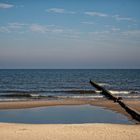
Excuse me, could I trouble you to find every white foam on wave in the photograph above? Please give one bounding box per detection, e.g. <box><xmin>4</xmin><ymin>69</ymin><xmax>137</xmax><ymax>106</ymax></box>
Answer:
<box><xmin>121</xmin><ymin>95</ymin><xmax>140</xmax><ymax>99</ymax></box>
<box><xmin>91</xmin><ymin>90</ymin><xmax>131</xmax><ymax>95</ymax></box>
<box><xmin>0</xmin><ymin>98</ymin><xmax>27</xmax><ymax>102</ymax></box>
<box><xmin>109</xmin><ymin>90</ymin><xmax>130</xmax><ymax>94</ymax></box>
<box><xmin>57</xmin><ymin>95</ymin><xmax>103</xmax><ymax>99</ymax></box>
<box><xmin>95</xmin><ymin>91</ymin><xmax>101</xmax><ymax>93</ymax></box>
<box><xmin>30</xmin><ymin>94</ymin><xmax>41</xmax><ymax>97</ymax></box>
<box><xmin>98</xmin><ymin>83</ymin><xmax>111</xmax><ymax>86</ymax></box>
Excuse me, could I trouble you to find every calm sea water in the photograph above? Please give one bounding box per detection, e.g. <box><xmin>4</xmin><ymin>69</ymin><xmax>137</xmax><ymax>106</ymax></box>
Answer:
<box><xmin>0</xmin><ymin>69</ymin><xmax>140</xmax><ymax>100</ymax></box>
<box><xmin>0</xmin><ymin>105</ymin><xmax>133</xmax><ymax>124</ymax></box>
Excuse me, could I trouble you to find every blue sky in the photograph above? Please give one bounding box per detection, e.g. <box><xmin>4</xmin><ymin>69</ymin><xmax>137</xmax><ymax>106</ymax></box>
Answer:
<box><xmin>0</xmin><ymin>0</ymin><xmax>140</xmax><ymax>69</ymax></box>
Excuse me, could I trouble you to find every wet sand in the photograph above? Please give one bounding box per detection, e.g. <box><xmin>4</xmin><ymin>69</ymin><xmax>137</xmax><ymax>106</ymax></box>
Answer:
<box><xmin>0</xmin><ymin>98</ymin><xmax>140</xmax><ymax>118</ymax></box>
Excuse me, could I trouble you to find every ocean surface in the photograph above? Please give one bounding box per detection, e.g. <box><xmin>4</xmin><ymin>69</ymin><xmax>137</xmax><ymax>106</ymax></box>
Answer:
<box><xmin>0</xmin><ymin>69</ymin><xmax>140</xmax><ymax>101</ymax></box>
<box><xmin>0</xmin><ymin>105</ymin><xmax>133</xmax><ymax>124</ymax></box>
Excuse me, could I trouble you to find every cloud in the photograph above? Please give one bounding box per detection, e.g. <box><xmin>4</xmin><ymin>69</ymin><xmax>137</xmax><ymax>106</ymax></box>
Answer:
<box><xmin>0</xmin><ymin>22</ymin><xmax>28</xmax><ymax>33</ymax></box>
<box><xmin>51</xmin><ymin>29</ymin><xmax>63</xmax><ymax>33</ymax></box>
<box><xmin>29</xmin><ymin>24</ymin><xmax>65</xmax><ymax>34</ymax></box>
<box><xmin>113</xmin><ymin>15</ymin><xmax>135</xmax><ymax>22</ymax></box>
<box><xmin>29</xmin><ymin>24</ymin><xmax>80</xmax><ymax>39</ymax></box>
<box><xmin>0</xmin><ymin>22</ymin><xmax>65</xmax><ymax>34</ymax></box>
<box><xmin>0</xmin><ymin>3</ymin><xmax>14</xmax><ymax>9</ymax></box>
<box><xmin>81</xmin><ymin>21</ymin><xmax>95</xmax><ymax>25</ymax></box>
<box><xmin>0</xmin><ymin>26</ymin><xmax>10</xmax><ymax>33</ymax></box>
<box><xmin>29</xmin><ymin>24</ymin><xmax>49</xmax><ymax>33</ymax></box>
<box><xmin>46</xmin><ymin>8</ymin><xmax>65</xmax><ymax>14</ymax></box>
<box><xmin>85</xmin><ymin>11</ymin><xmax>135</xmax><ymax>22</ymax></box>
<box><xmin>89</xmin><ymin>31</ymin><xmax>110</xmax><ymax>35</ymax></box>
<box><xmin>8</xmin><ymin>22</ymin><xmax>27</xmax><ymax>29</ymax></box>
<box><xmin>46</xmin><ymin>8</ymin><xmax>76</xmax><ymax>14</ymax></box>
<box><xmin>111</xmin><ymin>27</ymin><xmax>120</xmax><ymax>32</ymax></box>
<box><xmin>122</xmin><ymin>30</ymin><xmax>140</xmax><ymax>36</ymax></box>
<box><xmin>85</xmin><ymin>11</ymin><xmax>108</xmax><ymax>17</ymax></box>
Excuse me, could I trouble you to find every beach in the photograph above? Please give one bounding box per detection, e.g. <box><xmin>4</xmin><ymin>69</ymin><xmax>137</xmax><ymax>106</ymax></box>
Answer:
<box><xmin>0</xmin><ymin>98</ymin><xmax>140</xmax><ymax>117</ymax></box>
<box><xmin>0</xmin><ymin>123</ymin><xmax>140</xmax><ymax>140</ymax></box>
<box><xmin>0</xmin><ymin>98</ymin><xmax>140</xmax><ymax>140</ymax></box>
<box><xmin>0</xmin><ymin>70</ymin><xmax>140</xmax><ymax>139</ymax></box>
<box><xmin>0</xmin><ymin>0</ymin><xmax>140</xmax><ymax>138</ymax></box>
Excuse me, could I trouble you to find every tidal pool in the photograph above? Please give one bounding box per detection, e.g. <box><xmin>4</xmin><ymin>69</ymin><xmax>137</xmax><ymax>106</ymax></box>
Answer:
<box><xmin>0</xmin><ymin>105</ymin><xmax>133</xmax><ymax>124</ymax></box>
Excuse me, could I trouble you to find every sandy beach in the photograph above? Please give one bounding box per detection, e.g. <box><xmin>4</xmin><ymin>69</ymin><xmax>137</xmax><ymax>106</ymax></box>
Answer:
<box><xmin>0</xmin><ymin>123</ymin><xmax>140</xmax><ymax>140</ymax></box>
<box><xmin>0</xmin><ymin>98</ymin><xmax>140</xmax><ymax>140</ymax></box>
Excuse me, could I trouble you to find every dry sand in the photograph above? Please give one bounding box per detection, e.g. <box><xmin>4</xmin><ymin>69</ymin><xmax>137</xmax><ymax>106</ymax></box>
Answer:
<box><xmin>0</xmin><ymin>123</ymin><xmax>140</xmax><ymax>140</ymax></box>
<box><xmin>0</xmin><ymin>98</ymin><xmax>140</xmax><ymax>140</ymax></box>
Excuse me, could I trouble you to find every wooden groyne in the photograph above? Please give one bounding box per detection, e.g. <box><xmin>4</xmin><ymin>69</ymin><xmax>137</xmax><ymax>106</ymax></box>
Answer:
<box><xmin>90</xmin><ymin>80</ymin><xmax>140</xmax><ymax>122</ymax></box>
<box><xmin>90</xmin><ymin>80</ymin><xmax>118</xmax><ymax>102</ymax></box>
<box><xmin>117</xmin><ymin>100</ymin><xmax>140</xmax><ymax>122</ymax></box>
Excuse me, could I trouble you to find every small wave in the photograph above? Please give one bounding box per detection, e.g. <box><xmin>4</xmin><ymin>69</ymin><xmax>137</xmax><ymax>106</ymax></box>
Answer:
<box><xmin>124</xmin><ymin>95</ymin><xmax>140</xmax><ymax>98</ymax></box>
<box><xmin>0</xmin><ymin>89</ymin><xmax>97</xmax><ymax>94</ymax></box>
<box><xmin>30</xmin><ymin>94</ymin><xmax>42</xmax><ymax>97</ymax></box>
<box><xmin>0</xmin><ymin>98</ymin><xmax>28</xmax><ymax>102</ymax></box>
<box><xmin>129</xmin><ymin>91</ymin><xmax>140</xmax><ymax>94</ymax></box>
<box><xmin>0</xmin><ymin>90</ymin><xmax>47</xmax><ymax>94</ymax></box>
<box><xmin>0</xmin><ymin>93</ymin><xmax>61</xmax><ymax>99</ymax></box>
<box><xmin>57</xmin><ymin>95</ymin><xmax>103</xmax><ymax>99</ymax></box>
<box><xmin>98</xmin><ymin>83</ymin><xmax>111</xmax><ymax>86</ymax></box>
<box><xmin>96</xmin><ymin>89</ymin><xmax>140</xmax><ymax>95</ymax></box>
<box><xmin>109</xmin><ymin>90</ymin><xmax>130</xmax><ymax>94</ymax></box>
<box><xmin>0</xmin><ymin>93</ymin><xmax>44</xmax><ymax>98</ymax></box>
<box><xmin>63</xmin><ymin>90</ymin><xmax>96</xmax><ymax>94</ymax></box>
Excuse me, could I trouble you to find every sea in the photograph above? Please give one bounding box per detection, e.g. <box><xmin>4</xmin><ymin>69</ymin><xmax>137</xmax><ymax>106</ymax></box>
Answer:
<box><xmin>0</xmin><ymin>69</ymin><xmax>140</xmax><ymax>101</ymax></box>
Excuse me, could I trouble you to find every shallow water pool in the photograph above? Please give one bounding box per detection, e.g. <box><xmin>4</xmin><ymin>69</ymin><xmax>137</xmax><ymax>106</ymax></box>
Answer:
<box><xmin>0</xmin><ymin>105</ymin><xmax>134</xmax><ymax>124</ymax></box>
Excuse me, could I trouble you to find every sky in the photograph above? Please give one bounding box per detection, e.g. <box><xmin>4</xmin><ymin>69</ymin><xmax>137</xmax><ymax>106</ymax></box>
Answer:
<box><xmin>0</xmin><ymin>0</ymin><xmax>140</xmax><ymax>69</ymax></box>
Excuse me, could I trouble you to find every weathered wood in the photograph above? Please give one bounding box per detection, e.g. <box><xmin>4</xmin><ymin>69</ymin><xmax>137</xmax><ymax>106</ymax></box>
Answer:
<box><xmin>90</xmin><ymin>80</ymin><xmax>118</xmax><ymax>102</ymax></box>
<box><xmin>90</xmin><ymin>80</ymin><xmax>140</xmax><ymax>122</ymax></box>
<box><xmin>118</xmin><ymin>100</ymin><xmax>140</xmax><ymax>122</ymax></box>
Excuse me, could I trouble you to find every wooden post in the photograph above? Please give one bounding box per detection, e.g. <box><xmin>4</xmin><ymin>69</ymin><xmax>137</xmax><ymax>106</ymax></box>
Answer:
<box><xmin>90</xmin><ymin>80</ymin><xmax>118</xmax><ymax>102</ymax></box>
<box><xmin>90</xmin><ymin>80</ymin><xmax>140</xmax><ymax>122</ymax></box>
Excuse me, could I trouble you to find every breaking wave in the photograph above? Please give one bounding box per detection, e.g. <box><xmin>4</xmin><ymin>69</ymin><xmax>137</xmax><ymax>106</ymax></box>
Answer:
<box><xmin>109</xmin><ymin>90</ymin><xmax>130</xmax><ymax>94</ymax></box>
<box><xmin>98</xmin><ymin>83</ymin><xmax>111</xmax><ymax>86</ymax></box>
<box><xmin>0</xmin><ymin>88</ymin><xmax>139</xmax><ymax>102</ymax></box>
